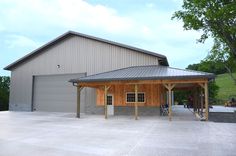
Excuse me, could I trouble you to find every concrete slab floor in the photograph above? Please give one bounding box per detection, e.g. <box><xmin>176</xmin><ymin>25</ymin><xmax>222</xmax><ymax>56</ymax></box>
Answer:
<box><xmin>0</xmin><ymin>109</ymin><xmax>236</xmax><ymax>156</ymax></box>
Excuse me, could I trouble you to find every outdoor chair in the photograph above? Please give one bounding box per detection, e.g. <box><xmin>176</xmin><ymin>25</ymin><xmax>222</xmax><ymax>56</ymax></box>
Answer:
<box><xmin>160</xmin><ymin>104</ymin><xmax>169</xmax><ymax>116</ymax></box>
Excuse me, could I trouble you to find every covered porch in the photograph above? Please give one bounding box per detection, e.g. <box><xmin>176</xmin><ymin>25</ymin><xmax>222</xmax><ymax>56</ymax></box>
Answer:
<box><xmin>70</xmin><ymin>65</ymin><xmax>214</xmax><ymax>121</ymax></box>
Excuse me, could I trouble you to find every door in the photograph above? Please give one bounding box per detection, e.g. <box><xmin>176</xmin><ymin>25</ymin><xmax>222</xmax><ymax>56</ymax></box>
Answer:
<box><xmin>33</xmin><ymin>73</ymin><xmax>86</xmax><ymax>112</ymax></box>
<box><xmin>107</xmin><ymin>94</ymin><xmax>114</xmax><ymax>115</ymax></box>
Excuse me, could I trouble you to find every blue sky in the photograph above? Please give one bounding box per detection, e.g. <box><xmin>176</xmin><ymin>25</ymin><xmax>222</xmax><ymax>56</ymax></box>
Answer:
<box><xmin>0</xmin><ymin>0</ymin><xmax>213</xmax><ymax>76</ymax></box>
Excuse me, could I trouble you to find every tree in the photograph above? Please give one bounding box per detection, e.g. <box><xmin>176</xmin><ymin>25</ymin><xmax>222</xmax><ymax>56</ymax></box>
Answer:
<box><xmin>0</xmin><ymin>76</ymin><xmax>10</xmax><ymax>111</ymax></box>
<box><xmin>206</xmin><ymin>39</ymin><xmax>236</xmax><ymax>84</ymax></box>
<box><xmin>187</xmin><ymin>64</ymin><xmax>219</xmax><ymax>99</ymax></box>
<box><xmin>174</xmin><ymin>90</ymin><xmax>191</xmax><ymax>104</ymax></box>
<box><xmin>174</xmin><ymin>81</ymin><xmax>219</xmax><ymax>104</ymax></box>
<box><xmin>186</xmin><ymin>59</ymin><xmax>227</xmax><ymax>74</ymax></box>
<box><xmin>172</xmin><ymin>0</ymin><xmax>236</xmax><ymax>59</ymax></box>
<box><xmin>208</xmin><ymin>81</ymin><xmax>219</xmax><ymax>99</ymax></box>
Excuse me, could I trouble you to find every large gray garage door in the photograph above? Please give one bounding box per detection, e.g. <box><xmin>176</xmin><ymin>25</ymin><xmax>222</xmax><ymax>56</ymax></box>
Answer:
<box><xmin>33</xmin><ymin>73</ymin><xmax>86</xmax><ymax>113</ymax></box>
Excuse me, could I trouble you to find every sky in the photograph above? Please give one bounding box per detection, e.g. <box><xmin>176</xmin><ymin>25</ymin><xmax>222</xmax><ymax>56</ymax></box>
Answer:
<box><xmin>0</xmin><ymin>0</ymin><xmax>213</xmax><ymax>76</ymax></box>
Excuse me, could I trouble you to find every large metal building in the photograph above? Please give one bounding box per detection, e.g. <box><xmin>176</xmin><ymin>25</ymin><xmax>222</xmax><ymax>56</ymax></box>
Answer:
<box><xmin>4</xmin><ymin>31</ymin><xmax>168</xmax><ymax>113</ymax></box>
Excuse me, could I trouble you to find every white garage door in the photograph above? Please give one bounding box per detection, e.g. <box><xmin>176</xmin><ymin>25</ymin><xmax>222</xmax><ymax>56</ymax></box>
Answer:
<box><xmin>33</xmin><ymin>73</ymin><xmax>86</xmax><ymax>113</ymax></box>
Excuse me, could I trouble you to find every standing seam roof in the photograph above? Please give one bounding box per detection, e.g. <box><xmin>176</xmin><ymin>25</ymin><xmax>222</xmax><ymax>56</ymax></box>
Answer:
<box><xmin>69</xmin><ymin>65</ymin><xmax>215</xmax><ymax>83</ymax></box>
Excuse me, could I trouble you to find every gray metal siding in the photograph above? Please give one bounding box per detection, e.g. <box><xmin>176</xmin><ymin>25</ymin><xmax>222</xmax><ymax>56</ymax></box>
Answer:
<box><xmin>9</xmin><ymin>35</ymin><xmax>159</xmax><ymax>111</ymax></box>
<box><xmin>33</xmin><ymin>73</ymin><xmax>85</xmax><ymax>113</ymax></box>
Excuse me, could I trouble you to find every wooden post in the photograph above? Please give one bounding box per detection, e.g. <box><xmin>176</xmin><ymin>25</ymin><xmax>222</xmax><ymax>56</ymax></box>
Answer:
<box><xmin>201</xmin><ymin>89</ymin><xmax>203</xmax><ymax>116</ymax></box>
<box><xmin>198</xmin><ymin>88</ymin><xmax>201</xmax><ymax>114</ymax></box>
<box><xmin>77</xmin><ymin>86</ymin><xmax>83</xmax><ymax>118</ymax></box>
<box><xmin>196</xmin><ymin>88</ymin><xmax>199</xmax><ymax>114</ymax></box>
<box><xmin>160</xmin><ymin>86</ymin><xmax>164</xmax><ymax>106</ymax></box>
<box><xmin>163</xmin><ymin>83</ymin><xmax>175</xmax><ymax>121</ymax></box>
<box><xmin>168</xmin><ymin>86</ymin><xmax>172</xmax><ymax>121</ymax></box>
<box><xmin>198</xmin><ymin>83</ymin><xmax>204</xmax><ymax>117</ymax></box>
<box><xmin>192</xmin><ymin>90</ymin><xmax>195</xmax><ymax>112</ymax></box>
<box><xmin>104</xmin><ymin>85</ymin><xmax>108</xmax><ymax>119</ymax></box>
<box><xmin>193</xmin><ymin>88</ymin><xmax>197</xmax><ymax>112</ymax></box>
<box><xmin>204</xmin><ymin>82</ymin><xmax>209</xmax><ymax>121</ymax></box>
<box><xmin>135</xmin><ymin>84</ymin><xmax>138</xmax><ymax>120</ymax></box>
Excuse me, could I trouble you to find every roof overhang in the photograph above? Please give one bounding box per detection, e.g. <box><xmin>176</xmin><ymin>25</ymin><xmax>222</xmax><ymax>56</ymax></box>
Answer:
<box><xmin>69</xmin><ymin>65</ymin><xmax>215</xmax><ymax>87</ymax></box>
<box><xmin>70</xmin><ymin>75</ymin><xmax>214</xmax><ymax>83</ymax></box>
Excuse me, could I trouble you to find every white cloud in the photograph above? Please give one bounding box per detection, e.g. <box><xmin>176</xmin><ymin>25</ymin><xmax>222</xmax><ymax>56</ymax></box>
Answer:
<box><xmin>141</xmin><ymin>25</ymin><xmax>152</xmax><ymax>37</ymax></box>
<box><xmin>56</xmin><ymin>0</ymin><xmax>133</xmax><ymax>33</ymax></box>
<box><xmin>146</xmin><ymin>3</ymin><xmax>155</xmax><ymax>8</ymax></box>
<box><xmin>158</xmin><ymin>22</ymin><xmax>201</xmax><ymax>41</ymax></box>
<box><xmin>0</xmin><ymin>0</ymin><xmax>134</xmax><ymax>34</ymax></box>
<box><xmin>4</xmin><ymin>35</ymin><xmax>39</xmax><ymax>48</ymax></box>
<box><xmin>0</xmin><ymin>0</ymin><xmax>213</xmax><ymax>72</ymax></box>
<box><xmin>0</xmin><ymin>24</ymin><xmax>5</xmax><ymax>31</ymax></box>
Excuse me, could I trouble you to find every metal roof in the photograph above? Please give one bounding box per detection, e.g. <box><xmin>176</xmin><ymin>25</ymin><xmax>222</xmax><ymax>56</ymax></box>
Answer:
<box><xmin>4</xmin><ymin>31</ymin><xmax>168</xmax><ymax>70</ymax></box>
<box><xmin>70</xmin><ymin>65</ymin><xmax>215</xmax><ymax>83</ymax></box>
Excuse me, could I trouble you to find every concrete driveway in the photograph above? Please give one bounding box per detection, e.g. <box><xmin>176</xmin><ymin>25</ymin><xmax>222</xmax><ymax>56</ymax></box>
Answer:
<box><xmin>0</xmin><ymin>108</ymin><xmax>236</xmax><ymax>156</ymax></box>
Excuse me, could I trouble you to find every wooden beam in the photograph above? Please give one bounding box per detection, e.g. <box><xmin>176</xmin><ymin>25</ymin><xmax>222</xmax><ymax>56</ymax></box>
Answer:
<box><xmin>163</xmin><ymin>83</ymin><xmax>176</xmax><ymax>90</ymax></box>
<box><xmin>161</xmin><ymin>79</ymin><xmax>206</xmax><ymax>84</ymax></box>
<box><xmin>135</xmin><ymin>84</ymin><xmax>138</xmax><ymax>120</ymax></box>
<box><xmin>193</xmin><ymin>87</ymin><xmax>197</xmax><ymax>112</ymax></box>
<box><xmin>201</xmin><ymin>89</ymin><xmax>203</xmax><ymax>116</ymax></box>
<box><xmin>104</xmin><ymin>85</ymin><xmax>109</xmax><ymax>119</ymax></box>
<box><xmin>204</xmin><ymin>82</ymin><xmax>209</xmax><ymax>121</ymax></box>
<box><xmin>163</xmin><ymin>83</ymin><xmax>175</xmax><ymax>121</ymax></box>
<box><xmin>197</xmin><ymin>88</ymin><xmax>200</xmax><ymax>114</ymax></box>
<box><xmin>78</xmin><ymin>78</ymin><xmax>208</xmax><ymax>87</ymax></box>
<box><xmin>170</xmin><ymin>84</ymin><xmax>176</xmax><ymax>90</ymax></box>
<box><xmin>198</xmin><ymin>83</ymin><xmax>205</xmax><ymax>89</ymax></box>
<box><xmin>168</xmin><ymin>87</ymin><xmax>172</xmax><ymax>121</ymax></box>
<box><xmin>77</xmin><ymin>86</ymin><xmax>83</xmax><ymax>118</ymax></box>
<box><xmin>79</xmin><ymin>87</ymin><xmax>84</xmax><ymax>91</ymax></box>
<box><xmin>106</xmin><ymin>85</ymin><xmax>111</xmax><ymax>90</ymax></box>
<box><xmin>160</xmin><ymin>85</ymin><xmax>163</xmax><ymax>106</ymax></box>
<box><xmin>163</xmin><ymin>83</ymin><xmax>169</xmax><ymax>90</ymax></box>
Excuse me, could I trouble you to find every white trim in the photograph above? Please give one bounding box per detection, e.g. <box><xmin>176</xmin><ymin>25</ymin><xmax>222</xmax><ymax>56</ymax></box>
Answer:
<box><xmin>107</xmin><ymin>94</ymin><xmax>114</xmax><ymax>115</ymax></box>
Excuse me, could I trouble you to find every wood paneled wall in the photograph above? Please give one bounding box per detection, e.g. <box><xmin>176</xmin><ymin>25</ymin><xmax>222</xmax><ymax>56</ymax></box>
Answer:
<box><xmin>96</xmin><ymin>84</ymin><xmax>164</xmax><ymax>107</ymax></box>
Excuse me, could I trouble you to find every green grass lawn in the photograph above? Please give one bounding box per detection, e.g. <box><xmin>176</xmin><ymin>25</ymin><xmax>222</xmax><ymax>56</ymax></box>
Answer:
<box><xmin>215</xmin><ymin>73</ymin><xmax>236</xmax><ymax>100</ymax></box>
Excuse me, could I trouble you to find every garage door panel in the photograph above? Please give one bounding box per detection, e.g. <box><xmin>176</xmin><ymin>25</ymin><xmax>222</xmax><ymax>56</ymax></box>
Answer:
<box><xmin>33</xmin><ymin>73</ymin><xmax>85</xmax><ymax>113</ymax></box>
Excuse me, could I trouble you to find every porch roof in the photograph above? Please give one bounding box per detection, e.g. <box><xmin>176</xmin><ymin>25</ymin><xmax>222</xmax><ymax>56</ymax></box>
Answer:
<box><xmin>69</xmin><ymin>65</ymin><xmax>215</xmax><ymax>83</ymax></box>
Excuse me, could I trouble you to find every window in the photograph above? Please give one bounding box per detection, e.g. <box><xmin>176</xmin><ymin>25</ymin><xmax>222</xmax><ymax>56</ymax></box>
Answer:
<box><xmin>138</xmin><ymin>93</ymin><xmax>145</xmax><ymax>102</ymax></box>
<box><xmin>126</xmin><ymin>93</ymin><xmax>135</xmax><ymax>102</ymax></box>
<box><xmin>126</xmin><ymin>92</ymin><xmax>145</xmax><ymax>103</ymax></box>
<box><xmin>107</xmin><ymin>95</ymin><xmax>113</xmax><ymax>105</ymax></box>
